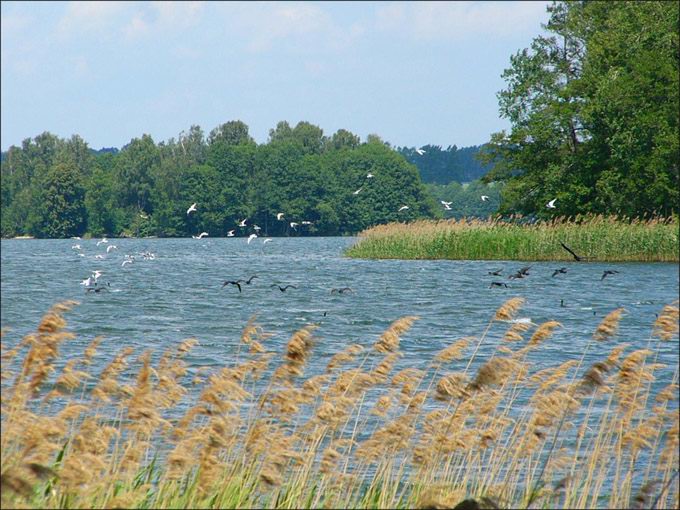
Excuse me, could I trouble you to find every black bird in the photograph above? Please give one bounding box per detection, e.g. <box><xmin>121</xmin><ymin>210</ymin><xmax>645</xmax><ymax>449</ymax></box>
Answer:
<box><xmin>244</xmin><ymin>275</ymin><xmax>258</xmax><ymax>285</ymax></box>
<box><xmin>331</xmin><ymin>287</ymin><xmax>353</xmax><ymax>294</ymax></box>
<box><xmin>552</xmin><ymin>267</ymin><xmax>568</xmax><ymax>277</ymax></box>
<box><xmin>560</xmin><ymin>299</ymin><xmax>566</xmax><ymax>307</ymax></box>
<box><xmin>601</xmin><ymin>270</ymin><xmax>620</xmax><ymax>280</ymax></box>
<box><xmin>518</xmin><ymin>266</ymin><xmax>532</xmax><ymax>276</ymax></box>
<box><xmin>489</xmin><ymin>282</ymin><xmax>508</xmax><ymax>288</ymax></box>
<box><xmin>271</xmin><ymin>284</ymin><xmax>297</xmax><ymax>292</ymax></box>
<box><xmin>222</xmin><ymin>280</ymin><xmax>243</xmax><ymax>292</ymax></box>
<box><xmin>508</xmin><ymin>271</ymin><xmax>525</xmax><ymax>280</ymax></box>
<box><xmin>488</xmin><ymin>269</ymin><xmax>502</xmax><ymax>276</ymax></box>
<box><xmin>86</xmin><ymin>285</ymin><xmax>109</xmax><ymax>293</ymax></box>
<box><xmin>560</xmin><ymin>241</ymin><xmax>588</xmax><ymax>261</ymax></box>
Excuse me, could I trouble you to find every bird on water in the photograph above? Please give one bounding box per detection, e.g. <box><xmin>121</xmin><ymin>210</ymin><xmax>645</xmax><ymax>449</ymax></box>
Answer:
<box><xmin>331</xmin><ymin>287</ymin><xmax>353</xmax><ymax>294</ymax></box>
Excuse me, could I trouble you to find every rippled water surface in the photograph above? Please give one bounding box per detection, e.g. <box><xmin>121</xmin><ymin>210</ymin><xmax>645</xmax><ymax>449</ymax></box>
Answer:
<box><xmin>1</xmin><ymin>237</ymin><xmax>678</xmax><ymax>383</ymax></box>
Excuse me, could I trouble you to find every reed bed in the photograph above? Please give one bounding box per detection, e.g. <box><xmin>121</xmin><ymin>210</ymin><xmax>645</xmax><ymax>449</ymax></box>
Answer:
<box><xmin>345</xmin><ymin>215</ymin><xmax>679</xmax><ymax>261</ymax></box>
<box><xmin>1</xmin><ymin>299</ymin><xmax>678</xmax><ymax>509</ymax></box>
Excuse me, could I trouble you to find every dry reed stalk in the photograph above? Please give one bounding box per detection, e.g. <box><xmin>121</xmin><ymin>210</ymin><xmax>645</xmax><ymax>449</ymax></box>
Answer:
<box><xmin>502</xmin><ymin>323</ymin><xmax>531</xmax><ymax>343</ymax></box>
<box><xmin>652</xmin><ymin>301</ymin><xmax>679</xmax><ymax>341</ymax></box>
<box><xmin>527</xmin><ymin>321</ymin><xmax>562</xmax><ymax>348</ymax></box>
<box><xmin>374</xmin><ymin>316</ymin><xmax>419</xmax><ymax>353</ymax></box>
<box><xmin>469</xmin><ymin>357</ymin><xmax>521</xmax><ymax>392</ymax></box>
<box><xmin>81</xmin><ymin>335</ymin><xmax>103</xmax><ymax>365</ymax></box>
<box><xmin>493</xmin><ymin>298</ymin><xmax>525</xmax><ymax>322</ymax></box>
<box><xmin>593</xmin><ymin>308</ymin><xmax>625</xmax><ymax>341</ymax></box>
<box><xmin>434</xmin><ymin>337</ymin><xmax>472</xmax><ymax>362</ymax></box>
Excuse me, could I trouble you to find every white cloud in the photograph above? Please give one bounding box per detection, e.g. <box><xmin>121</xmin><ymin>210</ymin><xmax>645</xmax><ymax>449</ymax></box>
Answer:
<box><xmin>123</xmin><ymin>1</ymin><xmax>206</xmax><ymax>41</ymax></box>
<box><xmin>57</xmin><ymin>1</ymin><xmax>128</xmax><ymax>37</ymax></box>
<box><xmin>375</xmin><ymin>1</ymin><xmax>549</xmax><ymax>41</ymax></box>
<box><xmin>214</xmin><ymin>2</ymin><xmax>363</xmax><ymax>54</ymax></box>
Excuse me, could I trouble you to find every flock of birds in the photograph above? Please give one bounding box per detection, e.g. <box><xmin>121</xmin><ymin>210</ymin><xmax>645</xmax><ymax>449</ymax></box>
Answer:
<box><xmin>487</xmin><ymin>241</ymin><xmax>621</xmax><ymax>291</ymax></box>
<box><xmin>72</xmin><ymin>149</ymin><xmax>566</xmax><ymax>295</ymax></box>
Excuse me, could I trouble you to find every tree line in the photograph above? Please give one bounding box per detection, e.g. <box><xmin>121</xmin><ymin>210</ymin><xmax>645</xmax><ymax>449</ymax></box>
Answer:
<box><xmin>481</xmin><ymin>0</ymin><xmax>679</xmax><ymax>218</ymax></box>
<box><xmin>1</xmin><ymin>122</ymin><xmax>446</xmax><ymax>239</ymax></box>
<box><xmin>397</xmin><ymin>144</ymin><xmax>492</xmax><ymax>185</ymax></box>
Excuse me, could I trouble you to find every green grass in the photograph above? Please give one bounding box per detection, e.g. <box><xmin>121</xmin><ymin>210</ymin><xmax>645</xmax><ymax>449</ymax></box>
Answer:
<box><xmin>345</xmin><ymin>215</ymin><xmax>680</xmax><ymax>261</ymax></box>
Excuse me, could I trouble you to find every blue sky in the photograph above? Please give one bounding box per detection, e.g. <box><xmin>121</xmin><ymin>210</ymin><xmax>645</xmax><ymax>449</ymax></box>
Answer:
<box><xmin>1</xmin><ymin>1</ymin><xmax>550</xmax><ymax>151</ymax></box>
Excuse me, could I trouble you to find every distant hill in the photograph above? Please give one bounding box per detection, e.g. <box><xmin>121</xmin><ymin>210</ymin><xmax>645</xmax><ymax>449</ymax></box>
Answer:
<box><xmin>396</xmin><ymin>144</ymin><xmax>492</xmax><ymax>184</ymax></box>
<box><xmin>89</xmin><ymin>147</ymin><xmax>119</xmax><ymax>155</ymax></box>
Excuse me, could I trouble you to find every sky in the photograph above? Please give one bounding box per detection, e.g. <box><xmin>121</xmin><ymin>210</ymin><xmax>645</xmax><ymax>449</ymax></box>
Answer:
<box><xmin>1</xmin><ymin>1</ymin><xmax>551</xmax><ymax>151</ymax></box>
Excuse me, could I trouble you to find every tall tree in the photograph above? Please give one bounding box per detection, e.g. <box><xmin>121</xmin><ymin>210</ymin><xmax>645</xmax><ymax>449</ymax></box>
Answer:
<box><xmin>482</xmin><ymin>1</ymin><xmax>679</xmax><ymax>218</ymax></box>
<box><xmin>208</xmin><ymin>120</ymin><xmax>254</xmax><ymax>146</ymax></box>
<box><xmin>38</xmin><ymin>162</ymin><xmax>87</xmax><ymax>238</ymax></box>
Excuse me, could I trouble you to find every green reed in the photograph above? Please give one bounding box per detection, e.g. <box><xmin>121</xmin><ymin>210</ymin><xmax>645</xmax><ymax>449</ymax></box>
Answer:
<box><xmin>345</xmin><ymin>215</ymin><xmax>679</xmax><ymax>261</ymax></box>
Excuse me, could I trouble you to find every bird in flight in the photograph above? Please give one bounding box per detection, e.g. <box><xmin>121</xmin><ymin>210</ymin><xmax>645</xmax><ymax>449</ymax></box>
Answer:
<box><xmin>187</xmin><ymin>203</ymin><xmax>197</xmax><ymax>215</ymax></box>
<box><xmin>331</xmin><ymin>287</ymin><xmax>353</xmax><ymax>294</ymax></box>
<box><xmin>441</xmin><ymin>201</ymin><xmax>452</xmax><ymax>210</ymax></box>
<box><xmin>552</xmin><ymin>267</ymin><xmax>568</xmax><ymax>277</ymax></box>
<box><xmin>489</xmin><ymin>282</ymin><xmax>508</xmax><ymax>288</ymax></box>
<box><xmin>72</xmin><ymin>244</ymin><xmax>82</xmax><ymax>250</ymax></box>
<box><xmin>301</xmin><ymin>220</ymin><xmax>313</xmax><ymax>225</ymax></box>
<box><xmin>96</xmin><ymin>237</ymin><xmax>108</xmax><ymax>246</ymax></box>
<box><xmin>488</xmin><ymin>269</ymin><xmax>502</xmax><ymax>276</ymax></box>
<box><xmin>247</xmin><ymin>234</ymin><xmax>258</xmax><ymax>244</ymax></box>
<box><xmin>253</xmin><ymin>225</ymin><xmax>261</xmax><ymax>232</ymax></box>
<box><xmin>222</xmin><ymin>280</ymin><xmax>243</xmax><ymax>292</ymax></box>
<box><xmin>271</xmin><ymin>284</ymin><xmax>297</xmax><ymax>292</ymax></box>
<box><xmin>560</xmin><ymin>241</ymin><xmax>587</xmax><ymax>261</ymax></box>
<box><xmin>244</xmin><ymin>275</ymin><xmax>258</xmax><ymax>285</ymax></box>
<box><xmin>193</xmin><ymin>232</ymin><xmax>209</xmax><ymax>239</ymax></box>
<box><xmin>290</xmin><ymin>222</ymin><xmax>299</xmax><ymax>229</ymax></box>
<box><xmin>122</xmin><ymin>259</ymin><xmax>134</xmax><ymax>267</ymax></box>
<box><xmin>106</xmin><ymin>245</ymin><xmax>118</xmax><ymax>253</ymax></box>
<box><xmin>481</xmin><ymin>195</ymin><xmax>490</xmax><ymax>202</ymax></box>
<box><xmin>227</xmin><ymin>230</ymin><xmax>235</xmax><ymax>237</ymax></box>
<box><xmin>546</xmin><ymin>199</ymin><xmax>557</xmax><ymax>209</ymax></box>
<box><xmin>353</xmin><ymin>187</ymin><xmax>363</xmax><ymax>195</ymax></box>
<box><xmin>415</xmin><ymin>148</ymin><xmax>426</xmax><ymax>155</ymax></box>
<box><xmin>86</xmin><ymin>285</ymin><xmax>110</xmax><ymax>293</ymax></box>
<box><xmin>276</xmin><ymin>212</ymin><xmax>285</xmax><ymax>220</ymax></box>
<box><xmin>263</xmin><ymin>238</ymin><xmax>272</xmax><ymax>244</ymax></box>
<box><xmin>238</xmin><ymin>218</ymin><xmax>247</xmax><ymax>227</ymax></box>
<box><xmin>601</xmin><ymin>270</ymin><xmax>620</xmax><ymax>280</ymax></box>
<box><xmin>366</xmin><ymin>173</ymin><xmax>374</xmax><ymax>179</ymax></box>
<box><xmin>398</xmin><ymin>205</ymin><xmax>409</xmax><ymax>212</ymax></box>
<box><xmin>518</xmin><ymin>266</ymin><xmax>532</xmax><ymax>276</ymax></box>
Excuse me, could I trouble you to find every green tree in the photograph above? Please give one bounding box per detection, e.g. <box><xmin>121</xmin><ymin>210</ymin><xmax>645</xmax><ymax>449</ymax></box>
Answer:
<box><xmin>483</xmin><ymin>1</ymin><xmax>679</xmax><ymax>218</ymax></box>
<box><xmin>38</xmin><ymin>162</ymin><xmax>87</xmax><ymax>238</ymax></box>
<box><xmin>208</xmin><ymin>120</ymin><xmax>254</xmax><ymax>146</ymax></box>
<box><xmin>328</xmin><ymin>129</ymin><xmax>361</xmax><ymax>151</ymax></box>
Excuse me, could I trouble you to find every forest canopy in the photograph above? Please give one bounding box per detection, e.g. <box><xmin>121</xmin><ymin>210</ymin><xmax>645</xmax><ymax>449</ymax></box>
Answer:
<box><xmin>481</xmin><ymin>0</ymin><xmax>679</xmax><ymax>218</ymax></box>
<box><xmin>1</xmin><ymin>122</ymin><xmax>446</xmax><ymax>238</ymax></box>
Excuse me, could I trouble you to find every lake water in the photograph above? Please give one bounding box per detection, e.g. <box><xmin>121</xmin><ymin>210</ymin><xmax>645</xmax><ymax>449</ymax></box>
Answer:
<box><xmin>1</xmin><ymin>237</ymin><xmax>678</xmax><ymax>500</ymax></box>
<box><xmin>1</xmin><ymin>238</ymin><xmax>677</xmax><ymax>375</ymax></box>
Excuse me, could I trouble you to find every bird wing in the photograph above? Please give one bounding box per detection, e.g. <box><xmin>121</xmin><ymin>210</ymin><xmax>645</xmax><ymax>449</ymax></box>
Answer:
<box><xmin>236</xmin><ymin>283</ymin><xmax>241</xmax><ymax>292</ymax></box>
<box><xmin>559</xmin><ymin>242</ymin><xmax>580</xmax><ymax>260</ymax></box>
